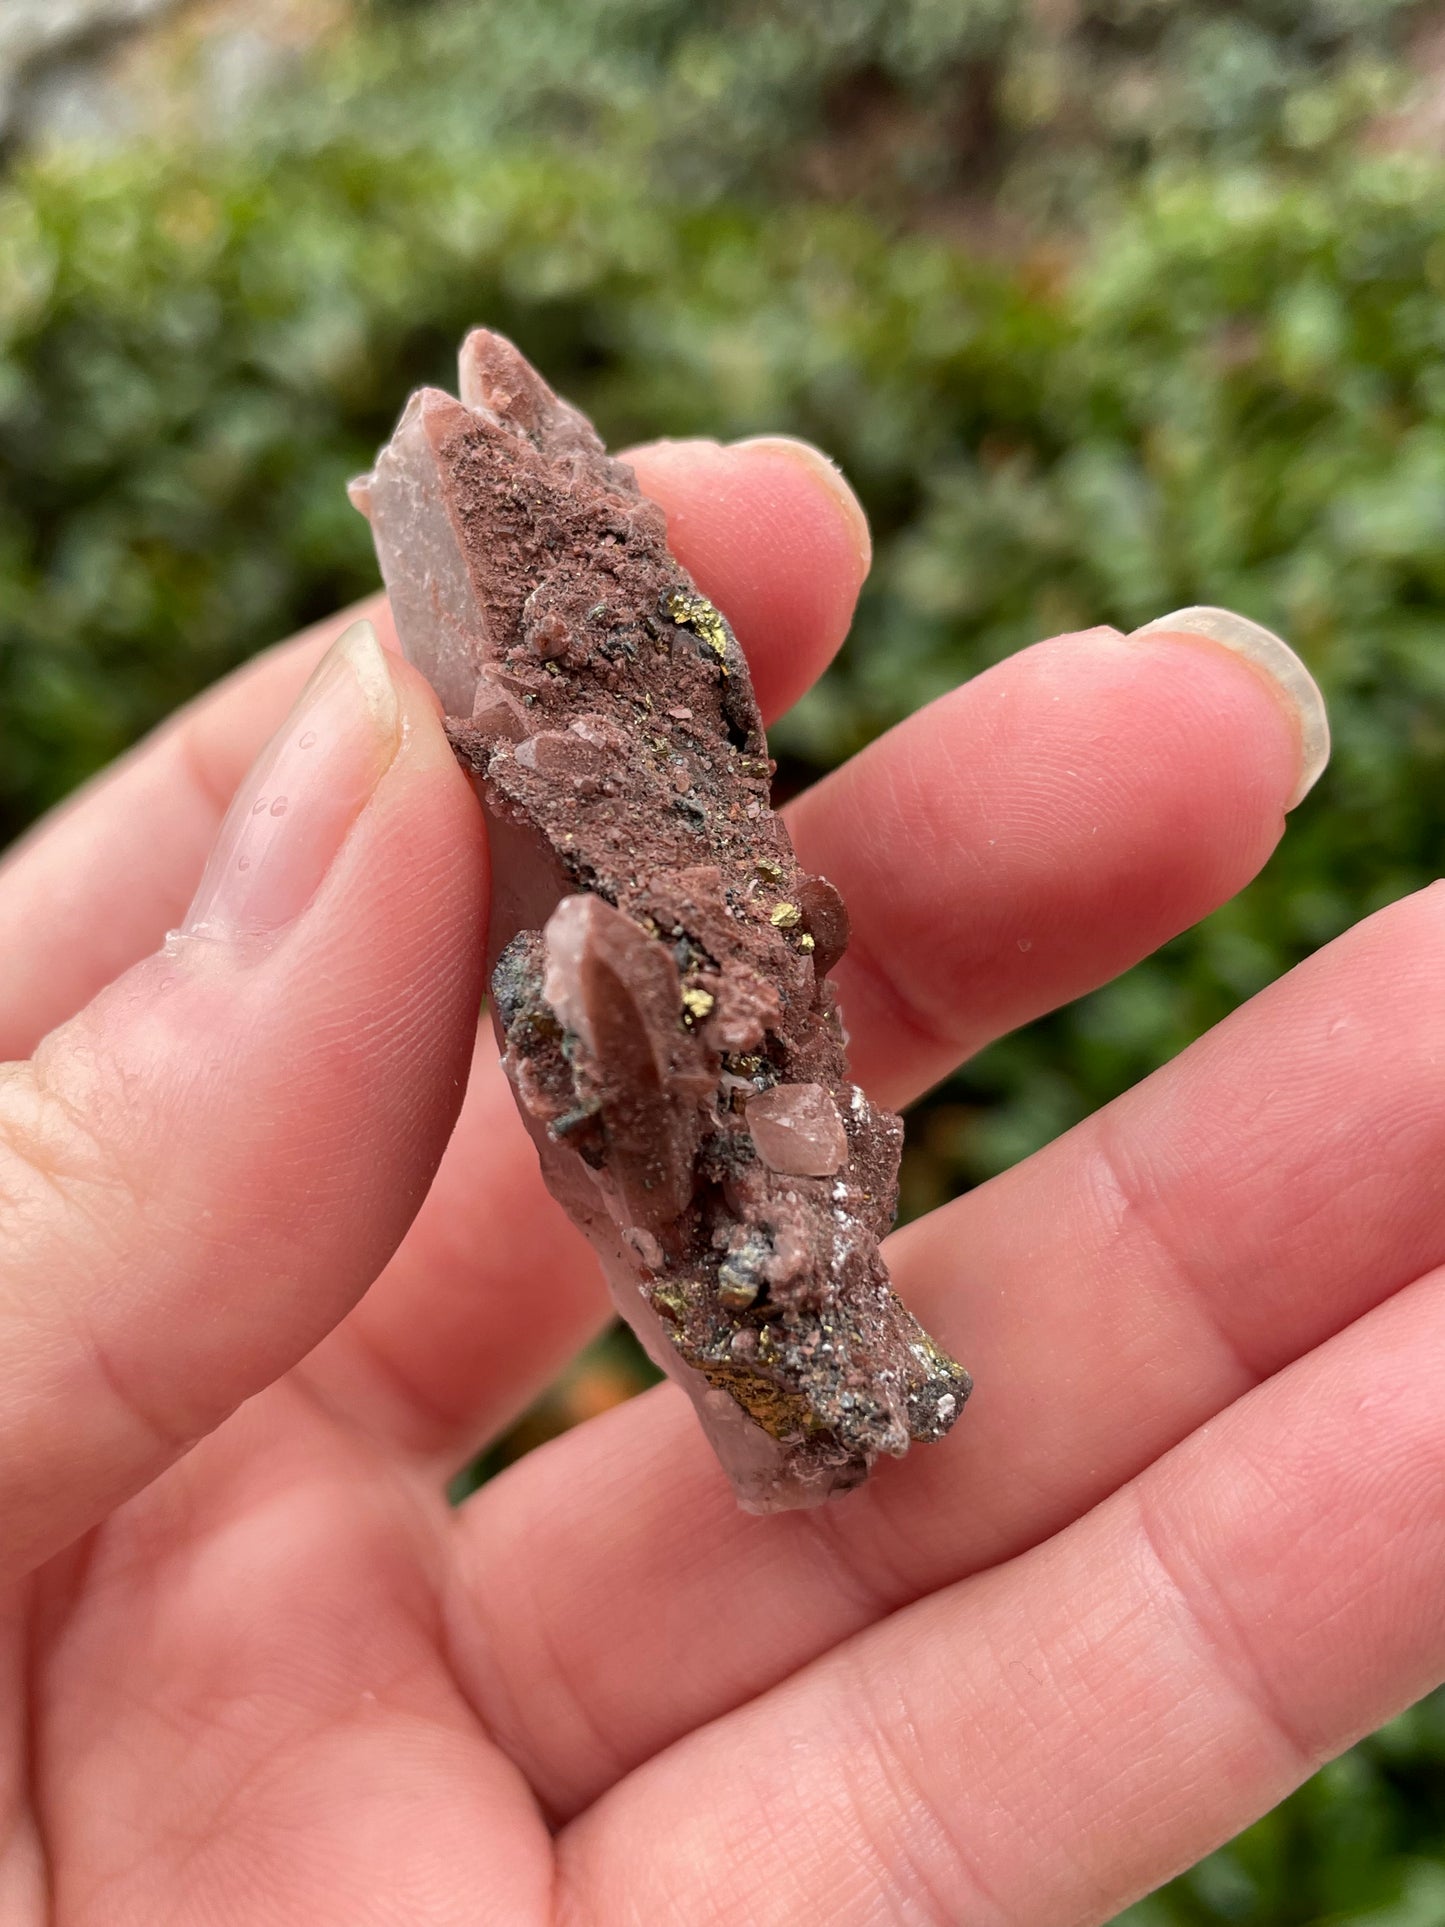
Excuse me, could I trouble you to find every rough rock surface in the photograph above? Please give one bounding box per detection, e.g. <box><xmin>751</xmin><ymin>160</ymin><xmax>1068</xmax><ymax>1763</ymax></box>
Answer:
<box><xmin>355</xmin><ymin>328</ymin><xmax>969</xmax><ymax>1510</ymax></box>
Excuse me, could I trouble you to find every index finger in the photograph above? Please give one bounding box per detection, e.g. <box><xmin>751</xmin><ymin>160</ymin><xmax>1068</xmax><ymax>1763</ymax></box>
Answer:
<box><xmin>0</xmin><ymin>437</ymin><xmax>871</xmax><ymax>1057</ymax></box>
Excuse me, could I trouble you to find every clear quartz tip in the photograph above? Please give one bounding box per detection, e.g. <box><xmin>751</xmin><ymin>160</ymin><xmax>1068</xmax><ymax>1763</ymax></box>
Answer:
<box><xmin>1129</xmin><ymin>604</ymin><xmax>1330</xmax><ymax>810</ymax></box>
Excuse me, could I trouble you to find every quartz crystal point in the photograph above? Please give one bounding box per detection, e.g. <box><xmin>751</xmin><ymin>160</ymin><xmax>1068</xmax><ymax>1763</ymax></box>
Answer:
<box><xmin>355</xmin><ymin>329</ymin><xmax>970</xmax><ymax>1510</ymax></box>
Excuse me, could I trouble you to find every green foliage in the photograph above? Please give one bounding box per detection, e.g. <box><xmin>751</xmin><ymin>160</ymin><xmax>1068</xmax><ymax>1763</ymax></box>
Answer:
<box><xmin>1120</xmin><ymin>1699</ymin><xmax>1445</xmax><ymax>1927</ymax></box>
<box><xmin>883</xmin><ymin>153</ymin><xmax>1445</xmax><ymax>1193</ymax></box>
<box><xmin>2</xmin><ymin>2</ymin><xmax>1443</xmax><ymax>1919</ymax></box>
<box><xmin>314</xmin><ymin>0</ymin><xmax>1419</xmax><ymax>221</ymax></box>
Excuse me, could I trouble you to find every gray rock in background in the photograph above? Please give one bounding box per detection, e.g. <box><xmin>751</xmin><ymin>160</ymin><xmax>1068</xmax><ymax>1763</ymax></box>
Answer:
<box><xmin>0</xmin><ymin>0</ymin><xmax>181</xmax><ymax>138</ymax></box>
<box><xmin>0</xmin><ymin>0</ymin><xmax>338</xmax><ymax>149</ymax></box>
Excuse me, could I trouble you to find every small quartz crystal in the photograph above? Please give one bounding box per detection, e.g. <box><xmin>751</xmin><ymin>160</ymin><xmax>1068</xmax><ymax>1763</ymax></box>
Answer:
<box><xmin>746</xmin><ymin>1084</ymin><xmax>849</xmax><ymax>1178</ymax></box>
<box><xmin>355</xmin><ymin>328</ymin><xmax>970</xmax><ymax>1510</ymax></box>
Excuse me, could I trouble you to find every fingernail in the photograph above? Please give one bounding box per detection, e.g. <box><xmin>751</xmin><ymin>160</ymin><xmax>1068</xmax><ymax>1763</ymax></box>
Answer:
<box><xmin>730</xmin><ymin>435</ymin><xmax>872</xmax><ymax>573</ymax></box>
<box><xmin>182</xmin><ymin>620</ymin><xmax>401</xmax><ymax>941</ymax></box>
<box><xmin>1128</xmin><ymin>605</ymin><xmax>1330</xmax><ymax>809</ymax></box>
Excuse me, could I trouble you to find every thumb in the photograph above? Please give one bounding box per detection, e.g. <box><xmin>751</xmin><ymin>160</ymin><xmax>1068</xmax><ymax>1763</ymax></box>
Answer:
<box><xmin>0</xmin><ymin>620</ymin><xmax>486</xmax><ymax>1583</ymax></box>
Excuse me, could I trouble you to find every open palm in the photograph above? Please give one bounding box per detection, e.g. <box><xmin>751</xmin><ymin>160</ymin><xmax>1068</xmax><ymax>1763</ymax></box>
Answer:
<box><xmin>1</xmin><ymin>436</ymin><xmax>1438</xmax><ymax>1926</ymax></box>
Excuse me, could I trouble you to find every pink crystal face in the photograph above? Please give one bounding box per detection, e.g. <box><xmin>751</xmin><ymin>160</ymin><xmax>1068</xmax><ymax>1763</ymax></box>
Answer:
<box><xmin>746</xmin><ymin>1084</ymin><xmax>849</xmax><ymax>1177</ymax></box>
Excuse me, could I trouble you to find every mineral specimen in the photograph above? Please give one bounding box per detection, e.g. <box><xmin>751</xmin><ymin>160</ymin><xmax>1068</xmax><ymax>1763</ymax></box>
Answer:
<box><xmin>354</xmin><ymin>329</ymin><xmax>969</xmax><ymax>1510</ymax></box>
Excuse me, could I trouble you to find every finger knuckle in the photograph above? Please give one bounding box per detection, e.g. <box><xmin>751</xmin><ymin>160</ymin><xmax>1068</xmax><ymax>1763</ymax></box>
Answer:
<box><xmin>0</xmin><ymin>1048</ymin><xmax>147</xmax><ymax>1234</ymax></box>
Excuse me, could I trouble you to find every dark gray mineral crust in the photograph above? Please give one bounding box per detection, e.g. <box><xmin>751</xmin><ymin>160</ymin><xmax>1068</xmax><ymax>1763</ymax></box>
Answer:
<box><xmin>354</xmin><ymin>329</ymin><xmax>970</xmax><ymax>1510</ymax></box>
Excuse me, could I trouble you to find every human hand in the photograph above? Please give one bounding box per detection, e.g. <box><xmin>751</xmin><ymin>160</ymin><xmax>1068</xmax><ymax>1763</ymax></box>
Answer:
<box><xmin>0</xmin><ymin>433</ymin><xmax>1435</xmax><ymax>1925</ymax></box>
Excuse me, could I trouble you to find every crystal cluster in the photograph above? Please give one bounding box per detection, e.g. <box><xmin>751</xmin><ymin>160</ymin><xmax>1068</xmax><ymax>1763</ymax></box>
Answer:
<box><xmin>354</xmin><ymin>329</ymin><xmax>969</xmax><ymax>1510</ymax></box>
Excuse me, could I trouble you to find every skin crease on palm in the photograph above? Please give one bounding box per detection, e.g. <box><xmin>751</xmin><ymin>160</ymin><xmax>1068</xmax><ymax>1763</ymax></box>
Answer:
<box><xmin>0</xmin><ymin>432</ymin><xmax>1442</xmax><ymax>1927</ymax></box>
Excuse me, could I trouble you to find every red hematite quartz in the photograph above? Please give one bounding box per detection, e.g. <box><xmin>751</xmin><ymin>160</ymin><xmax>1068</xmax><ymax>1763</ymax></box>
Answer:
<box><xmin>353</xmin><ymin>328</ymin><xmax>969</xmax><ymax>1510</ymax></box>
<box><xmin>745</xmin><ymin>1084</ymin><xmax>849</xmax><ymax>1178</ymax></box>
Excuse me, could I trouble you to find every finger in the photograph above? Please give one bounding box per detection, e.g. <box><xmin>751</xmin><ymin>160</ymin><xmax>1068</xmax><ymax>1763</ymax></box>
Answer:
<box><xmin>0</xmin><ymin>622</ymin><xmax>486</xmax><ymax>1584</ymax></box>
<box><xmin>790</xmin><ymin>615</ymin><xmax>1312</xmax><ymax>1104</ymax></box>
<box><xmin>451</xmin><ymin>884</ymin><xmax>1445</xmax><ymax>1815</ymax></box>
<box><xmin>555</xmin><ymin>1271</ymin><xmax>1445</xmax><ymax>1927</ymax></box>
<box><xmin>0</xmin><ymin>437</ymin><xmax>869</xmax><ymax>1059</ymax></box>
<box><xmin>295</xmin><ymin>1029</ymin><xmax>605</xmax><ymax>1455</ymax></box>
<box><xmin>0</xmin><ymin>595</ymin><xmax>395</xmax><ymax>1060</ymax></box>
<box><xmin>313</xmin><ymin>614</ymin><xmax>1312</xmax><ymax>1457</ymax></box>
<box><xmin>622</xmin><ymin>435</ymin><xmax>870</xmax><ymax>721</ymax></box>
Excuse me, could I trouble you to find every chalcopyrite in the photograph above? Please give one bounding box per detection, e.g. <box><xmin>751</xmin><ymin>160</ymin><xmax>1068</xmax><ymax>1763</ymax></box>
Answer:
<box><xmin>353</xmin><ymin>329</ymin><xmax>970</xmax><ymax>1510</ymax></box>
